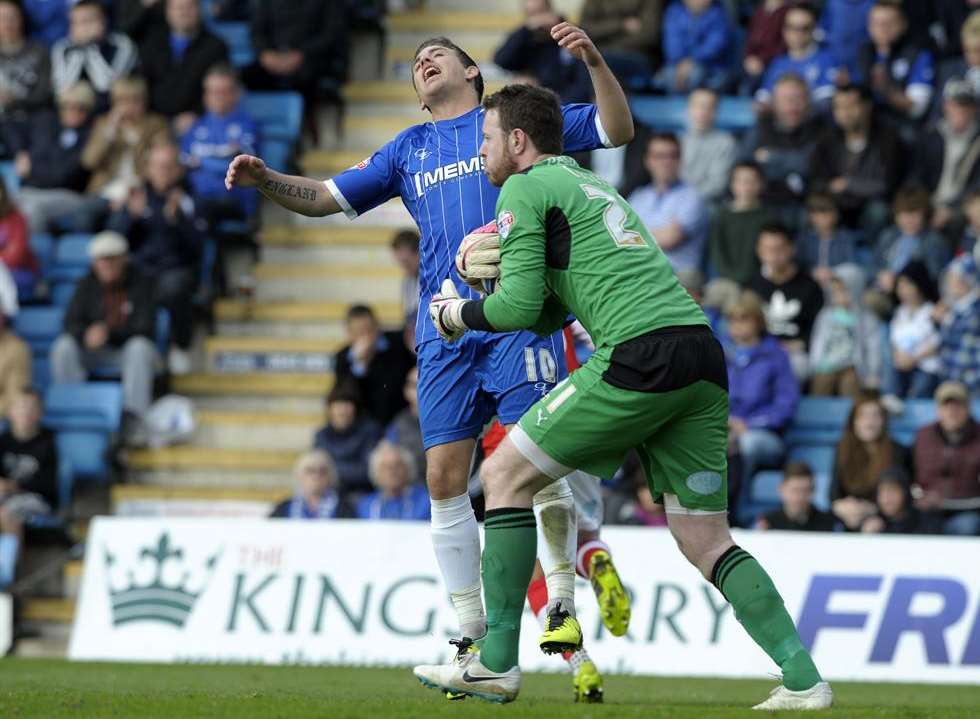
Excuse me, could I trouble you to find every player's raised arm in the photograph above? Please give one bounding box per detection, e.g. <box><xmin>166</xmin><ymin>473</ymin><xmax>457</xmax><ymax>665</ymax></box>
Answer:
<box><xmin>225</xmin><ymin>154</ymin><xmax>341</xmax><ymax>217</ymax></box>
<box><xmin>552</xmin><ymin>22</ymin><xmax>634</xmax><ymax>146</ymax></box>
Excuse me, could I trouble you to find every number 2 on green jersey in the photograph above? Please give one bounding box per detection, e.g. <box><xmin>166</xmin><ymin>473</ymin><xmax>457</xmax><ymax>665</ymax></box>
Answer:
<box><xmin>579</xmin><ymin>184</ymin><xmax>646</xmax><ymax>248</ymax></box>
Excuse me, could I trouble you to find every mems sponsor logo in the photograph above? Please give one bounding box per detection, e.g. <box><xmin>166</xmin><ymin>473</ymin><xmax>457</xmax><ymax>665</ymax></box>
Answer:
<box><xmin>413</xmin><ymin>156</ymin><xmax>484</xmax><ymax>197</ymax></box>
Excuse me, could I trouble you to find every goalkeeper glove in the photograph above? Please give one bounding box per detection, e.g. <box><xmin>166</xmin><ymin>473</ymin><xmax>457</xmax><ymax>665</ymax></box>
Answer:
<box><xmin>455</xmin><ymin>220</ymin><xmax>500</xmax><ymax>294</ymax></box>
<box><xmin>429</xmin><ymin>278</ymin><xmax>470</xmax><ymax>343</ymax></box>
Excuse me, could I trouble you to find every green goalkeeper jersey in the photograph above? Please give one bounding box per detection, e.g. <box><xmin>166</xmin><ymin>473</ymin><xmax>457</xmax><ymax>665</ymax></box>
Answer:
<box><xmin>473</xmin><ymin>155</ymin><xmax>706</xmax><ymax>349</ymax></box>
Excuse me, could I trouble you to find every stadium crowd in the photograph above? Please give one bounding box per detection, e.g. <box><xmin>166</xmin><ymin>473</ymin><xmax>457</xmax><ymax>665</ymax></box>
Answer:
<box><xmin>2</xmin><ymin>0</ymin><xmax>980</xmax><ymax>591</ymax></box>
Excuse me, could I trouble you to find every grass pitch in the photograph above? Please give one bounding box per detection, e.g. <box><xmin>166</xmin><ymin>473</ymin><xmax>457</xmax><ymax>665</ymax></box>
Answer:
<box><xmin>1</xmin><ymin>659</ymin><xmax>977</xmax><ymax>718</ymax></box>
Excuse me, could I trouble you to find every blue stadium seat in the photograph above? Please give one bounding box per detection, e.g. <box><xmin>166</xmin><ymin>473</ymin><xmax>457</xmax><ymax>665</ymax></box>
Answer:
<box><xmin>32</xmin><ymin>356</ymin><xmax>51</xmax><ymax>394</ymax></box>
<box><xmin>737</xmin><ymin>469</ymin><xmax>783</xmax><ymax>528</ymax></box>
<box><xmin>241</xmin><ymin>92</ymin><xmax>304</xmax><ymax>171</ymax></box>
<box><xmin>14</xmin><ymin>306</ymin><xmax>64</xmax><ymax>356</ymax></box>
<box><xmin>44</xmin><ymin>383</ymin><xmax>123</xmax><ymax>485</ymax></box>
<box><xmin>629</xmin><ymin>95</ymin><xmax>755</xmax><ymax>133</ymax></box>
<box><xmin>210</xmin><ymin>22</ymin><xmax>254</xmax><ymax>67</ymax></box>
<box><xmin>29</xmin><ymin>233</ymin><xmax>55</xmax><ymax>275</ymax></box>
<box><xmin>0</xmin><ymin>160</ymin><xmax>19</xmax><ymax>194</ymax></box>
<box><xmin>784</xmin><ymin>396</ymin><xmax>852</xmax><ymax>446</ymax></box>
<box><xmin>48</xmin><ymin>233</ymin><xmax>93</xmax><ymax>283</ymax></box>
<box><xmin>50</xmin><ymin>281</ymin><xmax>77</xmax><ymax>306</ymax></box>
<box><xmin>788</xmin><ymin>445</ymin><xmax>835</xmax><ymax>476</ymax></box>
<box><xmin>890</xmin><ymin>399</ymin><xmax>936</xmax><ymax>445</ymax></box>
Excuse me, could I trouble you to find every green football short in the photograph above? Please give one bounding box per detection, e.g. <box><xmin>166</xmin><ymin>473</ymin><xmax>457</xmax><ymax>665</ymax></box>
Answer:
<box><xmin>512</xmin><ymin>326</ymin><xmax>730</xmax><ymax>513</ymax></box>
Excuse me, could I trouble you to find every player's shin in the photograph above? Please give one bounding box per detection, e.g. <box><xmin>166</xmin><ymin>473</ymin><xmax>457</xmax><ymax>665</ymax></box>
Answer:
<box><xmin>430</xmin><ymin>494</ymin><xmax>486</xmax><ymax>640</ymax></box>
<box><xmin>711</xmin><ymin>546</ymin><xmax>822</xmax><ymax>691</ymax></box>
<box><xmin>480</xmin><ymin>508</ymin><xmax>538</xmax><ymax>673</ymax></box>
<box><xmin>532</xmin><ymin>478</ymin><xmax>577</xmax><ymax>617</ymax></box>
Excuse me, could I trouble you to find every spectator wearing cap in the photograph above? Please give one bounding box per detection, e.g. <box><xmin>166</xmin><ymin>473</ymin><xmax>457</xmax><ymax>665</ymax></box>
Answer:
<box><xmin>709</xmin><ymin>161</ymin><xmax>773</xmax><ymax>285</ymax></box>
<box><xmin>13</xmin><ymin>80</ymin><xmax>95</xmax><ymax>233</ymax></box>
<box><xmin>914</xmin><ymin>80</ymin><xmax>980</xmax><ymax>233</ymax></box>
<box><xmin>656</xmin><ymin>0</ymin><xmax>733</xmax><ymax>94</ymax></box>
<box><xmin>180</xmin><ymin>64</ymin><xmax>259</xmax><ymax>232</ymax></box>
<box><xmin>860</xmin><ymin>467</ymin><xmax>942</xmax><ymax>535</ymax></box>
<box><xmin>313</xmin><ymin>382</ymin><xmax>383</xmax><ymax>497</ymax></box>
<box><xmin>356</xmin><ymin>442</ymin><xmax>429</xmax><ymax>521</ymax></box>
<box><xmin>935</xmin><ymin>254</ymin><xmax>980</xmax><ymax>395</ymax></box>
<box><xmin>627</xmin><ymin>132</ymin><xmax>708</xmax><ymax>274</ymax></box>
<box><xmin>757</xmin><ymin>461</ymin><xmax>839</xmax><ymax>532</ymax></box>
<box><xmin>22</xmin><ymin>0</ymin><xmax>69</xmax><ymax>47</ymax></box>
<box><xmin>0</xmin><ymin>0</ymin><xmax>52</xmax><ymax>156</ymax></box>
<box><xmin>755</xmin><ymin>3</ymin><xmax>840</xmax><ymax>111</ymax></box>
<box><xmin>579</xmin><ymin>0</ymin><xmax>663</xmax><ymax>88</ymax></box>
<box><xmin>107</xmin><ymin>142</ymin><xmax>204</xmax><ymax>375</ymax></box>
<box><xmin>883</xmin><ymin>261</ymin><xmax>942</xmax><ymax>401</ymax></box>
<box><xmin>81</xmin><ymin>76</ymin><xmax>171</xmax><ymax>213</ymax></box>
<box><xmin>49</xmin><ymin>232</ymin><xmax>158</xmax><ymax>431</ymax></box>
<box><xmin>912</xmin><ymin>381</ymin><xmax>980</xmax><ymax>535</ymax></box>
<box><xmin>0</xmin><ymin>176</ymin><xmax>36</xmax><ymax>297</ymax></box>
<box><xmin>680</xmin><ymin>88</ymin><xmax>736</xmax><ymax>205</ymax></box>
<box><xmin>138</xmin><ymin>0</ymin><xmax>229</xmax><ymax>137</ymax></box>
<box><xmin>810</xmin><ymin>84</ymin><xmax>906</xmax><ymax>235</ymax></box>
<box><xmin>334</xmin><ymin>304</ymin><xmax>416</xmax><ymax>427</ymax></box>
<box><xmin>856</xmin><ymin>0</ymin><xmax>934</xmax><ymax>135</ymax></box>
<box><xmin>51</xmin><ymin>0</ymin><xmax>137</xmax><ymax>111</ymax></box>
<box><xmin>270</xmin><ymin>449</ymin><xmax>353</xmax><ymax>519</ymax></box>
<box><xmin>0</xmin><ymin>262</ymin><xmax>29</xmax><ymax>416</ymax></box>
<box><xmin>492</xmin><ymin>0</ymin><xmax>591</xmax><ymax>105</ymax></box>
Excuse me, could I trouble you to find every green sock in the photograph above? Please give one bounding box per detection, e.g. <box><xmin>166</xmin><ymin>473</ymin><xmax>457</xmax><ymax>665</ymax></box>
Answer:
<box><xmin>712</xmin><ymin>546</ymin><xmax>822</xmax><ymax>691</ymax></box>
<box><xmin>479</xmin><ymin>508</ymin><xmax>537</xmax><ymax>673</ymax></box>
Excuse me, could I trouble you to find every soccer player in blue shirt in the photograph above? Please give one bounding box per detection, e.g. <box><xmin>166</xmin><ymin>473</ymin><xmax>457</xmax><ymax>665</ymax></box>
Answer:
<box><xmin>226</xmin><ymin>23</ymin><xmax>633</xmax><ymax>701</ymax></box>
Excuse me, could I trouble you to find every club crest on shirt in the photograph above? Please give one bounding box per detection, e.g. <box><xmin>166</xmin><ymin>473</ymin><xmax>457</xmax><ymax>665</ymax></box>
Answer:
<box><xmin>353</xmin><ymin>158</ymin><xmax>370</xmax><ymax>170</ymax></box>
<box><xmin>497</xmin><ymin>210</ymin><xmax>515</xmax><ymax>239</ymax></box>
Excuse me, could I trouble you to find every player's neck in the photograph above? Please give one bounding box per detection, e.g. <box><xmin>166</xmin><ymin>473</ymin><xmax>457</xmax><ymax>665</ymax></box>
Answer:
<box><xmin>427</xmin><ymin>96</ymin><xmax>480</xmax><ymax>123</ymax></box>
<box><xmin>516</xmin><ymin>153</ymin><xmax>556</xmax><ymax>173</ymax></box>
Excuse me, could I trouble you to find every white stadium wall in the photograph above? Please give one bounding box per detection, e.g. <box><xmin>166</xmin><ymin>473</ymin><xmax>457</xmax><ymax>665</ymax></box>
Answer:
<box><xmin>69</xmin><ymin>518</ymin><xmax>980</xmax><ymax>684</ymax></box>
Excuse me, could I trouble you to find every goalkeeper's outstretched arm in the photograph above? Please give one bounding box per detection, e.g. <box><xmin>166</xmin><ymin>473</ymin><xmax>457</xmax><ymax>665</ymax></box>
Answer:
<box><xmin>225</xmin><ymin>154</ymin><xmax>341</xmax><ymax>218</ymax></box>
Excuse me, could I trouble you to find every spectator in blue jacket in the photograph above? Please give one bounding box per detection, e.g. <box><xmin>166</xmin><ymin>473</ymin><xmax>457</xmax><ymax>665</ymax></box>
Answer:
<box><xmin>796</xmin><ymin>192</ymin><xmax>861</xmax><ymax>289</ymax></box>
<box><xmin>356</xmin><ymin>442</ymin><xmax>429</xmax><ymax>521</ymax></box>
<box><xmin>181</xmin><ymin>64</ymin><xmax>260</xmax><ymax>229</ymax></box>
<box><xmin>107</xmin><ymin>142</ymin><xmax>205</xmax><ymax>373</ymax></box>
<box><xmin>313</xmin><ymin>382</ymin><xmax>383</xmax><ymax>497</ymax></box>
<box><xmin>819</xmin><ymin>0</ymin><xmax>874</xmax><ymax>80</ymax></box>
<box><xmin>872</xmin><ymin>188</ymin><xmax>951</xmax><ymax>297</ymax></box>
<box><xmin>23</xmin><ymin>0</ymin><xmax>69</xmax><ymax>47</ymax></box>
<box><xmin>724</xmin><ymin>291</ymin><xmax>800</xmax><ymax>489</ymax></box>
<box><xmin>492</xmin><ymin>0</ymin><xmax>591</xmax><ymax>104</ymax></box>
<box><xmin>270</xmin><ymin>449</ymin><xmax>353</xmax><ymax>520</ymax></box>
<box><xmin>756</xmin><ymin>3</ymin><xmax>840</xmax><ymax>111</ymax></box>
<box><xmin>936</xmin><ymin>254</ymin><xmax>980</xmax><ymax>396</ymax></box>
<box><xmin>656</xmin><ymin>0</ymin><xmax>732</xmax><ymax>93</ymax></box>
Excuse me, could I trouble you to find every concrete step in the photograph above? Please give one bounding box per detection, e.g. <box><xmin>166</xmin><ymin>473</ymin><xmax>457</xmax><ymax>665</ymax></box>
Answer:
<box><xmin>64</xmin><ymin>560</ymin><xmax>82</xmax><ymax>599</ymax></box>
<box><xmin>387</xmin><ymin>10</ymin><xmax>520</xmax><ymax>33</ymax></box>
<box><xmin>213</xmin><ymin>298</ymin><xmax>402</xmax><ymax>340</ymax></box>
<box><xmin>174</xmin><ymin>372</ymin><xmax>333</xmax><ymax>396</ymax></box>
<box><xmin>260</xmin><ymin>243</ymin><xmax>393</xmax><ymax>266</ymax></box>
<box><xmin>193</xmin><ymin>410</ymin><xmax>321</xmax><ymax>450</ymax></box>
<box><xmin>253</xmin><ymin>262</ymin><xmax>402</xmax><ymax>301</ymax></box>
<box><xmin>22</xmin><ymin>597</ymin><xmax>74</xmax><ymax>624</ymax></box>
<box><xmin>204</xmin><ymin>336</ymin><xmax>343</xmax><ymax>374</ymax></box>
<box><xmin>124</xmin><ymin>447</ymin><xmax>300</xmax><ymax>487</ymax></box>
<box><xmin>261</xmin><ymin>225</ymin><xmax>401</xmax><ymax>247</ymax></box>
<box><xmin>111</xmin><ymin>484</ymin><xmax>291</xmax><ymax>511</ymax></box>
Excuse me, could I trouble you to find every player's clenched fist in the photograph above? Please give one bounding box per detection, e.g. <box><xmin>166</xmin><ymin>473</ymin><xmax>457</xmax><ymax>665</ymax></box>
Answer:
<box><xmin>429</xmin><ymin>278</ymin><xmax>469</xmax><ymax>343</ymax></box>
<box><xmin>225</xmin><ymin>154</ymin><xmax>268</xmax><ymax>190</ymax></box>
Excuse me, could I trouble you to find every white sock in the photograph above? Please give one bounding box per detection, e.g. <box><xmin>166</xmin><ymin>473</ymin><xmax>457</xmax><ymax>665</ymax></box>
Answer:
<box><xmin>532</xmin><ymin>477</ymin><xmax>577</xmax><ymax>618</ymax></box>
<box><xmin>430</xmin><ymin>493</ymin><xmax>485</xmax><ymax>638</ymax></box>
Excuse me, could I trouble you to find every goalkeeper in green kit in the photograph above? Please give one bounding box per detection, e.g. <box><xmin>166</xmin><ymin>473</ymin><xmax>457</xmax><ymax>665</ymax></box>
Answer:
<box><xmin>414</xmin><ymin>84</ymin><xmax>832</xmax><ymax>711</ymax></box>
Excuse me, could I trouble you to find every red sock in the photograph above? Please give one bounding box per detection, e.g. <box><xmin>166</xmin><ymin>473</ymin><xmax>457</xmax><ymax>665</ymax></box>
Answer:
<box><xmin>576</xmin><ymin>539</ymin><xmax>612</xmax><ymax>579</ymax></box>
<box><xmin>526</xmin><ymin>575</ymin><xmax>549</xmax><ymax>624</ymax></box>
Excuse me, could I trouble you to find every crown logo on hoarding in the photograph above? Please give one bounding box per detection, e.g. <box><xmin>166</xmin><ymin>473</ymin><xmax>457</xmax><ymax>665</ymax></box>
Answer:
<box><xmin>104</xmin><ymin>532</ymin><xmax>220</xmax><ymax>628</ymax></box>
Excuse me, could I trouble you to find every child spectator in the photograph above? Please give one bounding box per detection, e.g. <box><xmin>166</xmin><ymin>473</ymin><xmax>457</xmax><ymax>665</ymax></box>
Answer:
<box><xmin>756</xmin><ymin>3</ymin><xmax>839</xmax><ymax>110</ymax></box>
<box><xmin>356</xmin><ymin>443</ymin><xmax>429</xmax><ymax>521</ymax></box>
<box><xmin>269</xmin><ymin>449</ymin><xmax>353</xmax><ymax>519</ymax></box>
<box><xmin>0</xmin><ymin>268</ymin><xmax>29</xmax><ymax>417</ymax></box>
<box><xmin>628</xmin><ymin>132</ymin><xmax>708</xmax><ymax>273</ymax></box>
<box><xmin>0</xmin><ymin>388</ymin><xmax>58</xmax><ymax>589</ymax></box>
<box><xmin>14</xmin><ymin>80</ymin><xmax>95</xmax><ymax>233</ymax></box>
<box><xmin>809</xmin><ymin>274</ymin><xmax>882</xmax><ymax>395</ymax></box>
<box><xmin>818</xmin><ymin>0</ymin><xmax>873</xmax><ymax>80</ymax></box>
<box><xmin>936</xmin><ymin>254</ymin><xmax>980</xmax><ymax>395</ymax></box>
<box><xmin>748</xmin><ymin>222</ymin><xmax>825</xmax><ymax>378</ymax></box>
<box><xmin>0</xmin><ymin>177</ymin><xmax>37</xmax><ymax>296</ymax></box>
<box><xmin>741</xmin><ymin>0</ymin><xmax>791</xmax><ymax>94</ymax></box>
<box><xmin>860</xmin><ymin>467</ymin><xmax>942</xmax><ymax>534</ymax></box>
<box><xmin>657</xmin><ymin>0</ymin><xmax>732</xmax><ymax>93</ymax></box>
<box><xmin>138</xmin><ymin>0</ymin><xmax>229</xmax><ymax>136</ymax></box>
<box><xmin>757</xmin><ymin>462</ymin><xmax>839</xmax><ymax>531</ymax></box>
<box><xmin>796</xmin><ymin>193</ymin><xmax>860</xmax><ymax>289</ymax></box>
<box><xmin>709</xmin><ymin>161</ymin><xmax>773</xmax><ymax>284</ymax></box>
<box><xmin>51</xmin><ymin>0</ymin><xmax>137</xmax><ymax>110</ymax></box>
<box><xmin>681</xmin><ymin>88</ymin><xmax>736</xmax><ymax>204</ymax></box>
<box><xmin>831</xmin><ymin>391</ymin><xmax>910</xmax><ymax>530</ymax></box>
<box><xmin>313</xmin><ymin>382</ymin><xmax>383</xmax><ymax>497</ymax></box>
<box><xmin>883</xmin><ymin>261</ymin><xmax>941</xmax><ymax>400</ymax></box>
<box><xmin>0</xmin><ymin>0</ymin><xmax>52</xmax><ymax>154</ymax></box>
<box><xmin>912</xmin><ymin>381</ymin><xmax>980</xmax><ymax>535</ymax></box>
<box><xmin>872</xmin><ymin>188</ymin><xmax>951</xmax><ymax>297</ymax></box>
<box><xmin>724</xmin><ymin>292</ymin><xmax>799</xmax><ymax>488</ymax></box>
<box><xmin>385</xmin><ymin>367</ymin><xmax>424</xmax><ymax>481</ymax></box>
<box><xmin>333</xmin><ymin>304</ymin><xmax>416</xmax><ymax>427</ymax></box>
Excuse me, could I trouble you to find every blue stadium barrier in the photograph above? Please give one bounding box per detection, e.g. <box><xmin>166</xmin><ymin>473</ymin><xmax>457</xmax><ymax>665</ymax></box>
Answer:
<box><xmin>629</xmin><ymin>95</ymin><xmax>755</xmax><ymax>133</ymax></box>
<box><xmin>210</xmin><ymin>22</ymin><xmax>254</xmax><ymax>67</ymax></box>
<box><xmin>14</xmin><ymin>306</ymin><xmax>64</xmax><ymax>356</ymax></box>
<box><xmin>44</xmin><ymin>383</ymin><xmax>122</xmax><ymax>485</ymax></box>
<box><xmin>241</xmin><ymin>91</ymin><xmax>304</xmax><ymax>172</ymax></box>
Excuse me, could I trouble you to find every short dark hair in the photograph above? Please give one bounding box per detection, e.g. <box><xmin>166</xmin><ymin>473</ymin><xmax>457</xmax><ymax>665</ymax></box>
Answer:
<box><xmin>834</xmin><ymin>83</ymin><xmax>873</xmax><ymax>103</ymax></box>
<box><xmin>783</xmin><ymin>461</ymin><xmax>814</xmax><ymax>482</ymax></box>
<box><xmin>893</xmin><ymin>186</ymin><xmax>931</xmax><ymax>215</ymax></box>
<box><xmin>346</xmin><ymin>304</ymin><xmax>377</xmax><ymax>323</ymax></box>
<box><xmin>205</xmin><ymin>62</ymin><xmax>240</xmax><ymax>87</ymax></box>
<box><xmin>72</xmin><ymin>0</ymin><xmax>106</xmax><ymax>16</ymax></box>
<box><xmin>872</xmin><ymin>0</ymin><xmax>905</xmax><ymax>17</ymax></box>
<box><xmin>647</xmin><ymin>131</ymin><xmax>681</xmax><ymax>152</ymax></box>
<box><xmin>390</xmin><ymin>229</ymin><xmax>420</xmax><ymax>252</ymax></box>
<box><xmin>414</xmin><ymin>37</ymin><xmax>484</xmax><ymax>102</ymax></box>
<box><xmin>482</xmin><ymin>84</ymin><xmax>563</xmax><ymax>156</ymax></box>
<box><xmin>805</xmin><ymin>191</ymin><xmax>837</xmax><ymax>213</ymax></box>
<box><xmin>786</xmin><ymin>2</ymin><xmax>818</xmax><ymax>22</ymax></box>
<box><xmin>757</xmin><ymin>221</ymin><xmax>793</xmax><ymax>244</ymax></box>
<box><xmin>732</xmin><ymin>160</ymin><xmax>763</xmax><ymax>178</ymax></box>
<box><xmin>327</xmin><ymin>380</ymin><xmax>362</xmax><ymax>407</ymax></box>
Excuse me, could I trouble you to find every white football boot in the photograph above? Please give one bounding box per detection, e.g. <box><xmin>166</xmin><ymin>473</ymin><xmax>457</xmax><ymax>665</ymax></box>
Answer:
<box><xmin>753</xmin><ymin>681</ymin><xmax>834</xmax><ymax>711</ymax></box>
<box><xmin>414</xmin><ymin>639</ymin><xmax>521</xmax><ymax>704</ymax></box>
